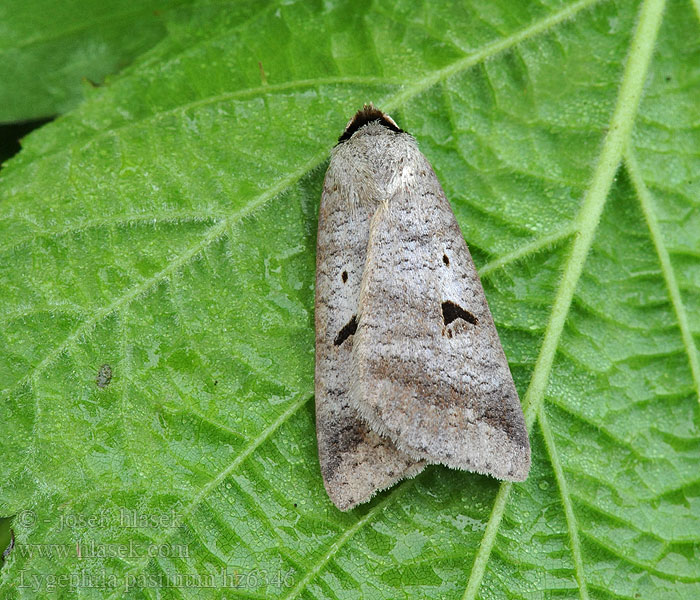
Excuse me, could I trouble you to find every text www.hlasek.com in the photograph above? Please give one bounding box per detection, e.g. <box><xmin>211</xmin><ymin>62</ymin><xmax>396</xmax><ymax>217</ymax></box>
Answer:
<box><xmin>16</xmin><ymin>539</ymin><xmax>189</xmax><ymax>560</ymax></box>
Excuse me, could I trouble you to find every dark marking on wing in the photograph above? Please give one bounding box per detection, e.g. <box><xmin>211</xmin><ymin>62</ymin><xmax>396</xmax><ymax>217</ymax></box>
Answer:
<box><xmin>442</xmin><ymin>301</ymin><xmax>477</xmax><ymax>326</ymax></box>
<box><xmin>334</xmin><ymin>315</ymin><xmax>358</xmax><ymax>346</ymax></box>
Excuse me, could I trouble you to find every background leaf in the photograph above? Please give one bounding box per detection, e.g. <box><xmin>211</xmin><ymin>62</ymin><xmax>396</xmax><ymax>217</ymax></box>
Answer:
<box><xmin>1</xmin><ymin>0</ymin><xmax>699</xmax><ymax>598</ymax></box>
<box><xmin>0</xmin><ymin>0</ymin><xmax>200</xmax><ymax>123</ymax></box>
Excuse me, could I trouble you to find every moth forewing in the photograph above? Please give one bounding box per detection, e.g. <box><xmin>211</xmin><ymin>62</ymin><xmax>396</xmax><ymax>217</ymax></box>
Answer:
<box><xmin>314</xmin><ymin>114</ymin><xmax>425</xmax><ymax>512</ymax></box>
<box><xmin>315</xmin><ymin>105</ymin><xmax>530</xmax><ymax>511</ymax></box>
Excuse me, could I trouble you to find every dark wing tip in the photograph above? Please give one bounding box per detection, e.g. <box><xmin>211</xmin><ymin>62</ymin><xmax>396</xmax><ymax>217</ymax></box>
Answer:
<box><xmin>337</xmin><ymin>103</ymin><xmax>404</xmax><ymax>143</ymax></box>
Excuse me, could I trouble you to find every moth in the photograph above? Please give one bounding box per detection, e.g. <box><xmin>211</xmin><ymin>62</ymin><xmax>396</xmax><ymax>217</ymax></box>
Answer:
<box><xmin>315</xmin><ymin>105</ymin><xmax>530</xmax><ymax>511</ymax></box>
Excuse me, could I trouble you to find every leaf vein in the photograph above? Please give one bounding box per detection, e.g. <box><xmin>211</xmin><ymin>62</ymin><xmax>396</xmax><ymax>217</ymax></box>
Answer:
<box><xmin>105</xmin><ymin>393</ymin><xmax>313</xmax><ymax>600</ymax></box>
<box><xmin>0</xmin><ymin>214</ymin><xmax>225</xmax><ymax>254</ymax></box>
<box><xmin>282</xmin><ymin>480</ymin><xmax>416</xmax><ymax>600</ymax></box>
<box><xmin>384</xmin><ymin>0</ymin><xmax>607</xmax><ymax>111</ymax></box>
<box><xmin>461</xmin><ymin>1</ymin><xmax>667</xmax><ymax>598</ymax></box>
<box><xmin>479</xmin><ymin>223</ymin><xmax>577</xmax><ymax>277</ymax></box>
<box><xmin>580</xmin><ymin>529</ymin><xmax>700</xmax><ymax>581</ymax></box>
<box><xmin>6</xmin><ymin>152</ymin><xmax>324</xmax><ymax>398</ymax></box>
<box><xmin>538</xmin><ymin>405</ymin><xmax>590</xmax><ymax>600</ymax></box>
<box><xmin>626</xmin><ymin>149</ymin><xmax>700</xmax><ymax>402</ymax></box>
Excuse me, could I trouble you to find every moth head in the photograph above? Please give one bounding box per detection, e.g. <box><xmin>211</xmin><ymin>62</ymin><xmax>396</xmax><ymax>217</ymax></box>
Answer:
<box><xmin>337</xmin><ymin>104</ymin><xmax>404</xmax><ymax>143</ymax></box>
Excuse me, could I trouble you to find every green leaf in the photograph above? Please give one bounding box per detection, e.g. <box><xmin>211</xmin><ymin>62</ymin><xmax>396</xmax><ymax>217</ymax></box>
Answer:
<box><xmin>0</xmin><ymin>0</ymin><xmax>268</xmax><ymax>123</ymax></box>
<box><xmin>0</xmin><ymin>0</ymin><xmax>165</xmax><ymax>122</ymax></box>
<box><xmin>1</xmin><ymin>0</ymin><xmax>699</xmax><ymax>598</ymax></box>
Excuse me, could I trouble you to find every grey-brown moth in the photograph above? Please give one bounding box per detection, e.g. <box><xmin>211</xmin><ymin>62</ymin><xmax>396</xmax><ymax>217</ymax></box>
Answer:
<box><xmin>315</xmin><ymin>105</ymin><xmax>530</xmax><ymax>511</ymax></box>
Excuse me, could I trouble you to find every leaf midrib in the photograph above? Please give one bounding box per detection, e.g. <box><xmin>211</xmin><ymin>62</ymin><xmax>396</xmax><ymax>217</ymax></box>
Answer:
<box><xmin>462</xmin><ymin>2</ymin><xmax>668</xmax><ymax>599</ymax></box>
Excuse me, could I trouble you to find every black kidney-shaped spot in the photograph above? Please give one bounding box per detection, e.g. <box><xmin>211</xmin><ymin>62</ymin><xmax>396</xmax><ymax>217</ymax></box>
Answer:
<box><xmin>442</xmin><ymin>301</ymin><xmax>477</xmax><ymax>326</ymax></box>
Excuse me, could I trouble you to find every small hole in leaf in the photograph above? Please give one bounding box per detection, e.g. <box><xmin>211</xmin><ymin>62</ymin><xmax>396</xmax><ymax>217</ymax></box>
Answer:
<box><xmin>334</xmin><ymin>315</ymin><xmax>358</xmax><ymax>346</ymax></box>
<box><xmin>341</xmin><ymin>270</ymin><xmax>348</xmax><ymax>283</ymax></box>
<box><xmin>442</xmin><ymin>301</ymin><xmax>477</xmax><ymax>326</ymax></box>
